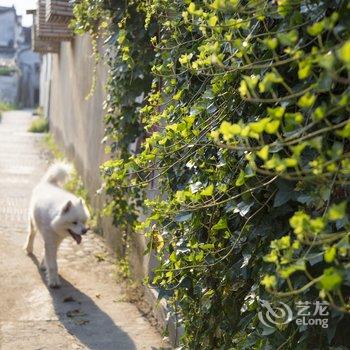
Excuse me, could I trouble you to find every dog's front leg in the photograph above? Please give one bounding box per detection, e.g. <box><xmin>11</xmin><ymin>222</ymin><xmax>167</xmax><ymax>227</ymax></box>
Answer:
<box><xmin>44</xmin><ymin>237</ymin><xmax>60</xmax><ymax>288</ymax></box>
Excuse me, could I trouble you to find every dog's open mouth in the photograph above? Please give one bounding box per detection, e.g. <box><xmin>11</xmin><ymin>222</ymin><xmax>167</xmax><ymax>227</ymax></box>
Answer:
<box><xmin>68</xmin><ymin>229</ymin><xmax>82</xmax><ymax>244</ymax></box>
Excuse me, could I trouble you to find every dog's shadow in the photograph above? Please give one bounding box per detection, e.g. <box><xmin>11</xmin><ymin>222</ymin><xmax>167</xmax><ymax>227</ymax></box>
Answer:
<box><xmin>29</xmin><ymin>254</ymin><xmax>137</xmax><ymax>350</ymax></box>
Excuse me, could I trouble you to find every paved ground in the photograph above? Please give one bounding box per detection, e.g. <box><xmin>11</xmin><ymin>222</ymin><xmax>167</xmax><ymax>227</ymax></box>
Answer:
<box><xmin>0</xmin><ymin>110</ymin><xmax>169</xmax><ymax>350</ymax></box>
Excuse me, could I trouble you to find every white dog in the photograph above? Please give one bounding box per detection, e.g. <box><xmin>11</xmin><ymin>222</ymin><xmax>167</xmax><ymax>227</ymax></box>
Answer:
<box><xmin>24</xmin><ymin>162</ymin><xmax>90</xmax><ymax>288</ymax></box>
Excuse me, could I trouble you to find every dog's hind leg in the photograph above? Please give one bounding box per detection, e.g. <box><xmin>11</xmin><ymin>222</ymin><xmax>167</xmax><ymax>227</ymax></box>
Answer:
<box><xmin>24</xmin><ymin>218</ymin><xmax>36</xmax><ymax>254</ymax></box>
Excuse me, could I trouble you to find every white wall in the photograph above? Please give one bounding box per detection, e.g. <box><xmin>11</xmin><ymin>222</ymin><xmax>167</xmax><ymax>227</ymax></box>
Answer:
<box><xmin>40</xmin><ymin>54</ymin><xmax>52</xmax><ymax>117</ymax></box>
<box><xmin>41</xmin><ymin>36</ymin><xmax>125</xmax><ymax>253</ymax></box>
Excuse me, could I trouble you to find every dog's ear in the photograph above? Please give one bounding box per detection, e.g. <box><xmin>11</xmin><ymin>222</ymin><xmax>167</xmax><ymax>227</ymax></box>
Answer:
<box><xmin>62</xmin><ymin>200</ymin><xmax>72</xmax><ymax>214</ymax></box>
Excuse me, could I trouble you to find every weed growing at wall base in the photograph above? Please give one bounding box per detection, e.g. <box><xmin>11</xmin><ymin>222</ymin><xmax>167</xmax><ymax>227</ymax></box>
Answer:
<box><xmin>0</xmin><ymin>101</ymin><xmax>14</xmax><ymax>111</ymax></box>
<box><xmin>41</xmin><ymin>133</ymin><xmax>64</xmax><ymax>159</ymax></box>
<box><xmin>28</xmin><ymin>117</ymin><xmax>49</xmax><ymax>133</ymax></box>
<box><xmin>0</xmin><ymin>101</ymin><xmax>14</xmax><ymax>120</ymax></box>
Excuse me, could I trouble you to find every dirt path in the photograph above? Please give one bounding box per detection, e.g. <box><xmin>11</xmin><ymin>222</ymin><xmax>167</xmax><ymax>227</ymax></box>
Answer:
<box><xmin>0</xmin><ymin>110</ymin><xmax>169</xmax><ymax>350</ymax></box>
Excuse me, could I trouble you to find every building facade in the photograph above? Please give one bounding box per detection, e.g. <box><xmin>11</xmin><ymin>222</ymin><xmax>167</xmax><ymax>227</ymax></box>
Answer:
<box><xmin>0</xmin><ymin>6</ymin><xmax>40</xmax><ymax>107</ymax></box>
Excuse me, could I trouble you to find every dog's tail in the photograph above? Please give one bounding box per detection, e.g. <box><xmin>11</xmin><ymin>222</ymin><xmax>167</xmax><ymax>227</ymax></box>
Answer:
<box><xmin>42</xmin><ymin>162</ymin><xmax>72</xmax><ymax>186</ymax></box>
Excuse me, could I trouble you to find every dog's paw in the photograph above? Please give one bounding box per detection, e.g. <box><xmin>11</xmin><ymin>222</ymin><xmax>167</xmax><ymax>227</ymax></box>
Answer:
<box><xmin>49</xmin><ymin>281</ymin><xmax>61</xmax><ymax>289</ymax></box>
<box><xmin>39</xmin><ymin>260</ymin><xmax>46</xmax><ymax>271</ymax></box>
<box><xmin>48</xmin><ymin>276</ymin><xmax>61</xmax><ymax>289</ymax></box>
<box><xmin>23</xmin><ymin>245</ymin><xmax>33</xmax><ymax>255</ymax></box>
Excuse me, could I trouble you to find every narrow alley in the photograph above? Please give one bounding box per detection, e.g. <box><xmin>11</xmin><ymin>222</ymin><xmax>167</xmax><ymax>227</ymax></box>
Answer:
<box><xmin>0</xmin><ymin>110</ymin><xmax>167</xmax><ymax>350</ymax></box>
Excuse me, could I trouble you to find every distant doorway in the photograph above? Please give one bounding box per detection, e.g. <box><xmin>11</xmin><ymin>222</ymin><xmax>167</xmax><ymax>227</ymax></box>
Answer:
<box><xmin>34</xmin><ymin>88</ymin><xmax>39</xmax><ymax>106</ymax></box>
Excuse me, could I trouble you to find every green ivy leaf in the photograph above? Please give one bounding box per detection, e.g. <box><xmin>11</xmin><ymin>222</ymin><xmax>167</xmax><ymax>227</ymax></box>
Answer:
<box><xmin>307</xmin><ymin>21</ymin><xmax>324</xmax><ymax>36</ymax></box>
<box><xmin>339</xmin><ymin>40</ymin><xmax>350</xmax><ymax>64</ymax></box>
<box><xmin>312</xmin><ymin>105</ymin><xmax>326</xmax><ymax>121</ymax></box>
<box><xmin>200</xmin><ymin>184</ymin><xmax>214</xmax><ymax>196</ymax></box>
<box><xmin>212</xmin><ymin>217</ymin><xmax>228</xmax><ymax>231</ymax></box>
<box><xmin>277</xmin><ymin>0</ymin><xmax>292</xmax><ymax>17</ymax></box>
<box><xmin>265</xmin><ymin>120</ymin><xmax>280</xmax><ymax>134</ymax></box>
<box><xmin>319</xmin><ymin>267</ymin><xmax>343</xmax><ymax>291</ymax></box>
<box><xmin>257</xmin><ymin>145</ymin><xmax>269</xmax><ymax>160</ymax></box>
<box><xmin>298</xmin><ymin>59</ymin><xmax>312</xmax><ymax>79</ymax></box>
<box><xmin>324</xmin><ymin>246</ymin><xmax>337</xmax><ymax>263</ymax></box>
<box><xmin>263</xmin><ymin>37</ymin><xmax>278</xmax><ymax>50</ymax></box>
<box><xmin>235</xmin><ymin>170</ymin><xmax>246</xmax><ymax>186</ymax></box>
<box><xmin>267</xmin><ymin>106</ymin><xmax>285</xmax><ymax>119</ymax></box>
<box><xmin>336</xmin><ymin>123</ymin><xmax>350</xmax><ymax>138</ymax></box>
<box><xmin>264</xmin><ymin>250</ymin><xmax>278</xmax><ymax>263</ymax></box>
<box><xmin>297</xmin><ymin>92</ymin><xmax>316</xmax><ymax>108</ymax></box>
<box><xmin>277</xmin><ymin>29</ymin><xmax>298</xmax><ymax>46</ymax></box>
<box><xmin>187</xmin><ymin>2</ymin><xmax>196</xmax><ymax>14</ymax></box>
<box><xmin>261</xmin><ymin>274</ymin><xmax>277</xmax><ymax>289</ymax></box>
<box><xmin>328</xmin><ymin>202</ymin><xmax>347</xmax><ymax>221</ymax></box>
<box><xmin>208</xmin><ymin>16</ymin><xmax>218</xmax><ymax>27</ymax></box>
<box><xmin>219</xmin><ymin>121</ymin><xmax>241</xmax><ymax>140</ymax></box>
<box><xmin>249</xmin><ymin>118</ymin><xmax>270</xmax><ymax>133</ymax></box>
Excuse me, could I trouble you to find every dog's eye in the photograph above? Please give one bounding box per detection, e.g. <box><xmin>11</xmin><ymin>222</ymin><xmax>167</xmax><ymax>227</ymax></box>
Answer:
<box><xmin>72</xmin><ymin>221</ymin><xmax>77</xmax><ymax>225</ymax></box>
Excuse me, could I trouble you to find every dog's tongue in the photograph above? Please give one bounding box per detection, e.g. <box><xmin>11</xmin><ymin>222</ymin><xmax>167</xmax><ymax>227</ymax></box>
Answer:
<box><xmin>69</xmin><ymin>230</ymin><xmax>82</xmax><ymax>244</ymax></box>
<box><xmin>74</xmin><ymin>234</ymin><xmax>82</xmax><ymax>245</ymax></box>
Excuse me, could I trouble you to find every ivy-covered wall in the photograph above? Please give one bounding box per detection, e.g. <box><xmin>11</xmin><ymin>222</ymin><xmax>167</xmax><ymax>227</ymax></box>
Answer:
<box><xmin>68</xmin><ymin>0</ymin><xmax>350</xmax><ymax>348</ymax></box>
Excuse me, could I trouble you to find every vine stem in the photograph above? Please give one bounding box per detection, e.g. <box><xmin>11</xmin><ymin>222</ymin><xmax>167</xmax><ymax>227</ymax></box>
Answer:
<box><xmin>269</xmin><ymin>277</ymin><xmax>322</xmax><ymax>297</ymax></box>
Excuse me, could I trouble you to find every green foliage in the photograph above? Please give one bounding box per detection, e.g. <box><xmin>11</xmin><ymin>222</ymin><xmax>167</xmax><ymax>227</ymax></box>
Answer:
<box><xmin>73</xmin><ymin>0</ymin><xmax>350</xmax><ymax>348</ymax></box>
<box><xmin>64</xmin><ymin>168</ymin><xmax>97</xmax><ymax>229</ymax></box>
<box><xmin>72</xmin><ymin>0</ymin><xmax>156</xmax><ymax>234</ymax></box>
<box><xmin>64</xmin><ymin>168</ymin><xmax>90</xmax><ymax>209</ymax></box>
<box><xmin>0</xmin><ymin>101</ymin><xmax>14</xmax><ymax>120</ymax></box>
<box><xmin>70</xmin><ymin>0</ymin><xmax>110</xmax><ymax>98</ymax></box>
<box><xmin>41</xmin><ymin>133</ymin><xmax>64</xmax><ymax>159</ymax></box>
<box><xmin>0</xmin><ymin>101</ymin><xmax>14</xmax><ymax>110</ymax></box>
<box><xmin>0</xmin><ymin>66</ymin><xmax>18</xmax><ymax>76</ymax></box>
<box><xmin>28</xmin><ymin>117</ymin><xmax>49</xmax><ymax>133</ymax></box>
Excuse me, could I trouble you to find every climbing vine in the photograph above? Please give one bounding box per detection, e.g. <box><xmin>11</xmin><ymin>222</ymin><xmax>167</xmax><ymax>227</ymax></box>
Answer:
<box><xmin>70</xmin><ymin>0</ymin><xmax>110</xmax><ymax>98</ymax></box>
<box><xmin>72</xmin><ymin>0</ymin><xmax>156</xmax><ymax>231</ymax></box>
<box><xmin>72</xmin><ymin>0</ymin><xmax>350</xmax><ymax>348</ymax></box>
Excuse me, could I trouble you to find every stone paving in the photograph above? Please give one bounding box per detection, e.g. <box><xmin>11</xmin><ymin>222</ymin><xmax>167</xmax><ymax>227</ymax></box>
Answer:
<box><xmin>0</xmin><ymin>110</ymin><xmax>169</xmax><ymax>350</ymax></box>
